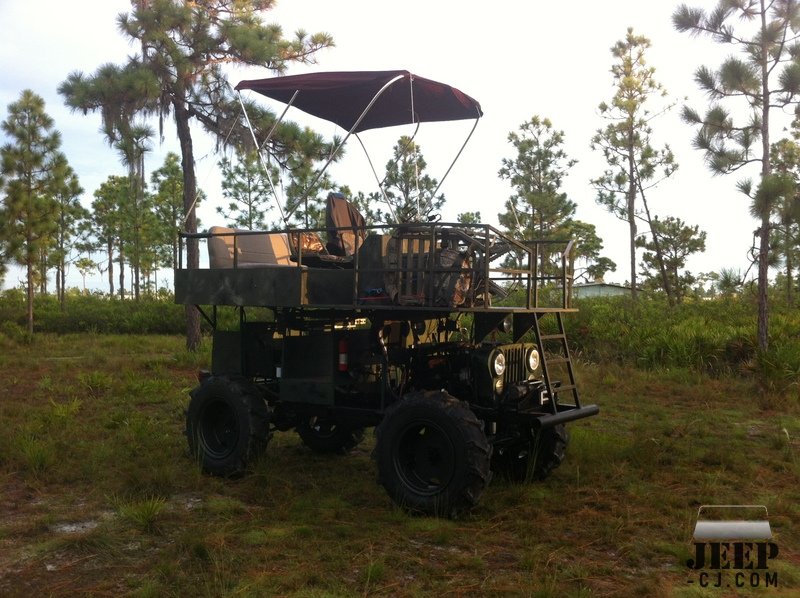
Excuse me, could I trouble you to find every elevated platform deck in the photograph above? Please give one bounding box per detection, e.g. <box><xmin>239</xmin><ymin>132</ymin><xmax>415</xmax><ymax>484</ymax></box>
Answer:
<box><xmin>175</xmin><ymin>222</ymin><xmax>576</xmax><ymax>315</ymax></box>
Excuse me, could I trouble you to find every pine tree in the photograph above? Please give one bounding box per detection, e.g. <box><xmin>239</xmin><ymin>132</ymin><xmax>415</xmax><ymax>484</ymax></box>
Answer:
<box><xmin>217</xmin><ymin>151</ymin><xmax>275</xmax><ymax>229</ymax></box>
<box><xmin>60</xmin><ymin>0</ymin><xmax>334</xmax><ymax>349</ymax></box>
<box><xmin>150</xmin><ymin>152</ymin><xmax>187</xmax><ymax>269</ymax></box>
<box><xmin>114</xmin><ymin>124</ymin><xmax>153</xmax><ymax>300</ymax></box>
<box><xmin>636</xmin><ymin>216</ymin><xmax>707</xmax><ymax>303</ymax></box>
<box><xmin>768</xmin><ymin>138</ymin><xmax>800</xmax><ymax>305</ymax></box>
<box><xmin>457</xmin><ymin>211</ymin><xmax>481</xmax><ymax>225</ymax></box>
<box><xmin>499</xmin><ymin>116</ymin><xmax>615</xmax><ymax>281</ymax></box>
<box><xmin>51</xmin><ymin>164</ymin><xmax>88</xmax><ymax>309</ymax></box>
<box><xmin>1</xmin><ymin>90</ymin><xmax>65</xmax><ymax>333</ymax></box>
<box><xmin>75</xmin><ymin>257</ymin><xmax>97</xmax><ymax>294</ymax></box>
<box><xmin>90</xmin><ymin>175</ymin><xmax>129</xmax><ymax>296</ymax></box>
<box><xmin>380</xmin><ymin>135</ymin><xmax>445</xmax><ymax>223</ymax></box>
<box><xmin>673</xmin><ymin>0</ymin><xmax>800</xmax><ymax>350</ymax></box>
<box><xmin>590</xmin><ymin>28</ymin><xmax>677</xmax><ymax>301</ymax></box>
<box><xmin>282</xmin><ymin>152</ymin><xmax>336</xmax><ymax>229</ymax></box>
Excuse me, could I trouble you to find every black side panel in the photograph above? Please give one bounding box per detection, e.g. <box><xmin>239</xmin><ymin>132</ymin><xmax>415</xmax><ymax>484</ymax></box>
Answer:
<box><xmin>175</xmin><ymin>267</ymin><xmax>355</xmax><ymax>308</ymax></box>
<box><xmin>280</xmin><ymin>335</ymin><xmax>335</xmax><ymax>405</ymax></box>
<box><xmin>175</xmin><ymin>268</ymin><xmax>304</xmax><ymax>306</ymax></box>
<box><xmin>212</xmin><ymin>331</ymin><xmax>242</xmax><ymax>375</ymax></box>
<box><xmin>242</xmin><ymin>322</ymin><xmax>278</xmax><ymax>379</ymax></box>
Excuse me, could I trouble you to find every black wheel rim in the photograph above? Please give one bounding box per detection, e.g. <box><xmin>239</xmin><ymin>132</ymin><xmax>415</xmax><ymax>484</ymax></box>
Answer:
<box><xmin>393</xmin><ymin>420</ymin><xmax>456</xmax><ymax>496</ymax></box>
<box><xmin>199</xmin><ymin>398</ymin><xmax>238</xmax><ymax>459</ymax></box>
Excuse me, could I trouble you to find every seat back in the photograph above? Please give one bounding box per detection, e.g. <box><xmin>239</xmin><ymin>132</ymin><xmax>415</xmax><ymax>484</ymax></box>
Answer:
<box><xmin>207</xmin><ymin>226</ymin><xmax>292</xmax><ymax>267</ymax></box>
<box><xmin>325</xmin><ymin>192</ymin><xmax>366</xmax><ymax>257</ymax></box>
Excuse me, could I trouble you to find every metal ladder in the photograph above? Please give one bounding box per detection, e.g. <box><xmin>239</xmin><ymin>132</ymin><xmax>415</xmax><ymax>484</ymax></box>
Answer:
<box><xmin>533</xmin><ymin>311</ymin><xmax>581</xmax><ymax>411</ymax></box>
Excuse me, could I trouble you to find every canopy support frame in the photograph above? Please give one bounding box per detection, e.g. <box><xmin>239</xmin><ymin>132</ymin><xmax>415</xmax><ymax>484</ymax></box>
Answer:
<box><xmin>237</xmin><ymin>89</ymin><xmax>300</xmax><ymax>225</ymax></box>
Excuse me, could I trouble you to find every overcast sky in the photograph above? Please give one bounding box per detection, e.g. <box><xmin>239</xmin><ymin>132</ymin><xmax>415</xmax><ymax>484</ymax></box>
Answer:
<box><xmin>0</xmin><ymin>0</ymin><xmax>779</xmax><ymax>291</ymax></box>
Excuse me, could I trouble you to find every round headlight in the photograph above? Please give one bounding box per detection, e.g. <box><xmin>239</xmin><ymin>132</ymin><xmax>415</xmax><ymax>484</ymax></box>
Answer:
<box><xmin>527</xmin><ymin>348</ymin><xmax>540</xmax><ymax>371</ymax></box>
<box><xmin>491</xmin><ymin>351</ymin><xmax>506</xmax><ymax>376</ymax></box>
<box><xmin>499</xmin><ymin>317</ymin><xmax>512</xmax><ymax>334</ymax></box>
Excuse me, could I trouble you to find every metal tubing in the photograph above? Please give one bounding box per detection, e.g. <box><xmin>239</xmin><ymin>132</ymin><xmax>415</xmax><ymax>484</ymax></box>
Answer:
<box><xmin>429</xmin><ymin>110</ymin><xmax>481</xmax><ymax>199</ymax></box>
<box><xmin>237</xmin><ymin>91</ymin><xmax>287</xmax><ymax>223</ymax></box>
<box><xmin>354</xmin><ymin>133</ymin><xmax>398</xmax><ymax>222</ymax></box>
<box><xmin>534</xmin><ymin>404</ymin><xmax>600</xmax><ymax>429</ymax></box>
<box><xmin>260</xmin><ymin>89</ymin><xmax>299</xmax><ymax>151</ymax></box>
<box><xmin>286</xmin><ymin>74</ymin><xmax>407</xmax><ymax>221</ymax></box>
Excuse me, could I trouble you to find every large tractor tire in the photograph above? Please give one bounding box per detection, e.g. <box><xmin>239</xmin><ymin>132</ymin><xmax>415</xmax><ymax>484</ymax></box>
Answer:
<box><xmin>373</xmin><ymin>390</ymin><xmax>492</xmax><ymax>517</ymax></box>
<box><xmin>296</xmin><ymin>417</ymin><xmax>365</xmax><ymax>454</ymax></box>
<box><xmin>492</xmin><ymin>424</ymin><xmax>569</xmax><ymax>483</ymax></box>
<box><xmin>186</xmin><ymin>376</ymin><xmax>270</xmax><ymax>477</ymax></box>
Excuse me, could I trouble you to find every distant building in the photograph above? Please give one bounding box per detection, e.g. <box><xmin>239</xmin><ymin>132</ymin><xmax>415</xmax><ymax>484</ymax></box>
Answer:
<box><xmin>572</xmin><ymin>282</ymin><xmax>631</xmax><ymax>299</ymax></box>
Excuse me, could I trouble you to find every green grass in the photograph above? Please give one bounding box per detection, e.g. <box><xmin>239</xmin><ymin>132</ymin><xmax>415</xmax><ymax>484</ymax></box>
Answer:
<box><xmin>0</xmin><ymin>334</ymin><xmax>797</xmax><ymax>596</ymax></box>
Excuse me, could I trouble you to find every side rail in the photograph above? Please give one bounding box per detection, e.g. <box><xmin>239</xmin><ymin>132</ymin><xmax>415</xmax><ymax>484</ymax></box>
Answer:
<box><xmin>177</xmin><ymin>223</ymin><xmax>575</xmax><ymax>310</ymax></box>
<box><xmin>350</xmin><ymin>222</ymin><xmax>575</xmax><ymax>310</ymax></box>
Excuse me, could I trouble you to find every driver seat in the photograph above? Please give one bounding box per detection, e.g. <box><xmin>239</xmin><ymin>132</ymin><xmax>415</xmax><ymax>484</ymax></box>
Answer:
<box><xmin>325</xmin><ymin>192</ymin><xmax>366</xmax><ymax>257</ymax></box>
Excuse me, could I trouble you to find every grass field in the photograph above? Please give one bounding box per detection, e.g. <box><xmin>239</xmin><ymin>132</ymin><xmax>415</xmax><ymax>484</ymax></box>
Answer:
<box><xmin>0</xmin><ymin>333</ymin><xmax>798</xmax><ymax>597</ymax></box>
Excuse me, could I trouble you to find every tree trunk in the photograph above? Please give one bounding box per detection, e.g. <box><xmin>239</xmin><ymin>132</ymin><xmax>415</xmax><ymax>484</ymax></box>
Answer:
<box><xmin>627</xmin><ymin>177</ymin><xmax>637</xmax><ymax>299</ymax></box>
<box><xmin>637</xmin><ymin>177</ymin><xmax>674</xmax><ymax>305</ymax></box>
<box><xmin>134</xmin><ymin>243</ymin><xmax>140</xmax><ymax>299</ymax></box>
<box><xmin>624</xmin><ymin>118</ymin><xmax>638</xmax><ymax>300</ymax></box>
<box><xmin>175</xmin><ymin>200</ymin><xmax>181</xmax><ymax>268</ymax></box>
<box><xmin>58</xmin><ymin>212</ymin><xmax>66</xmax><ymax>310</ymax></box>
<box><xmin>785</xmin><ymin>225</ymin><xmax>794</xmax><ymax>305</ymax></box>
<box><xmin>107</xmin><ymin>239</ymin><xmax>114</xmax><ymax>296</ymax></box>
<box><xmin>119</xmin><ymin>249</ymin><xmax>125</xmax><ymax>299</ymax></box>
<box><xmin>757</xmin><ymin>218</ymin><xmax>770</xmax><ymax>350</ymax></box>
<box><xmin>59</xmin><ymin>256</ymin><xmax>66</xmax><ymax>311</ymax></box>
<box><xmin>127</xmin><ymin>161</ymin><xmax>141</xmax><ymax>302</ymax></box>
<box><xmin>134</xmin><ymin>238</ymin><xmax>140</xmax><ymax>300</ymax></box>
<box><xmin>174</xmin><ymin>97</ymin><xmax>201</xmax><ymax>350</ymax></box>
<box><xmin>55</xmin><ymin>264</ymin><xmax>62</xmax><ymax>306</ymax></box>
<box><xmin>39</xmin><ymin>249</ymin><xmax>47</xmax><ymax>295</ymax></box>
<box><xmin>134</xmin><ymin>155</ymin><xmax>145</xmax><ymax>301</ymax></box>
<box><xmin>757</xmin><ymin>0</ymin><xmax>770</xmax><ymax>352</ymax></box>
<box><xmin>26</xmin><ymin>246</ymin><xmax>34</xmax><ymax>335</ymax></box>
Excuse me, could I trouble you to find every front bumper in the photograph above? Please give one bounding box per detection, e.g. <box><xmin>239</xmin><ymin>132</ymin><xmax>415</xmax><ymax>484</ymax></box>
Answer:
<box><xmin>497</xmin><ymin>379</ymin><xmax>599</xmax><ymax>428</ymax></box>
<box><xmin>533</xmin><ymin>404</ymin><xmax>600</xmax><ymax>428</ymax></box>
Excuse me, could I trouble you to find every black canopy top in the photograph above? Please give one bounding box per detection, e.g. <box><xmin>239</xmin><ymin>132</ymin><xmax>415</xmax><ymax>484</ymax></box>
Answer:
<box><xmin>235</xmin><ymin>70</ymin><xmax>482</xmax><ymax>133</ymax></box>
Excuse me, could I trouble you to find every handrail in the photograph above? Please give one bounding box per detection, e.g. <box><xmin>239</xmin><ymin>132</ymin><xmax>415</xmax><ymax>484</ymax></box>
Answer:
<box><xmin>178</xmin><ymin>222</ymin><xmax>576</xmax><ymax>310</ymax></box>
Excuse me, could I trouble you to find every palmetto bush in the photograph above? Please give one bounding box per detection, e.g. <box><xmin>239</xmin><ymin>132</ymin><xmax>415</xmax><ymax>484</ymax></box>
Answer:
<box><xmin>0</xmin><ymin>288</ymin><xmax>797</xmax><ymax>392</ymax></box>
<box><xmin>0</xmin><ymin>291</ymin><xmax>186</xmax><ymax>334</ymax></box>
<box><xmin>567</xmin><ymin>296</ymin><xmax>800</xmax><ymax>392</ymax></box>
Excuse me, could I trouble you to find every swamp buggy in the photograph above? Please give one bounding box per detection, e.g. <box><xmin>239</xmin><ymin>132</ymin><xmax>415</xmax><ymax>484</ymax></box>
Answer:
<box><xmin>175</xmin><ymin>70</ymin><xmax>598</xmax><ymax>516</ymax></box>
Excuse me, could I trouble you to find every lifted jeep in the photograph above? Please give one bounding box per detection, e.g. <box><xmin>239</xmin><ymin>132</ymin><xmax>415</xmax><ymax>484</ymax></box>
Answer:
<box><xmin>175</xmin><ymin>71</ymin><xmax>598</xmax><ymax>516</ymax></box>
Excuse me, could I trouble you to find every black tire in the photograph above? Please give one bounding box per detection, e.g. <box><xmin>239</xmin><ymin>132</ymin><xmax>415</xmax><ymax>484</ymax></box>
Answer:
<box><xmin>296</xmin><ymin>417</ymin><xmax>365</xmax><ymax>454</ymax></box>
<box><xmin>492</xmin><ymin>424</ymin><xmax>569</xmax><ymax>483</ymax></box>
<box><xmin>373</xmin><ymin>390</ymin><xmax>492</xmax><ymax>517</ymax></box>
<box><xmin>185</xmin><ymin>376</ymin><xmax>270</xmax><ymax>476</ymax></box>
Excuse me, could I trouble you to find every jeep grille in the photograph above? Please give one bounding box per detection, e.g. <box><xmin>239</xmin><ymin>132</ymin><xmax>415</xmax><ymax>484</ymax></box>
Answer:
<box><xmin>501</xmin><ymin>345</ymin><xmax>526</xmax><ymax>384</ymax></box>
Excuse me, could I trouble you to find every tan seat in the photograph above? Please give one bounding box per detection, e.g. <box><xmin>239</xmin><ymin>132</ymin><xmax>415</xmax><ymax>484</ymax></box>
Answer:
<box><xmin>207</xmin><ymin>226</ymin><xmax>292</xmax><ymax>268</ymax></box>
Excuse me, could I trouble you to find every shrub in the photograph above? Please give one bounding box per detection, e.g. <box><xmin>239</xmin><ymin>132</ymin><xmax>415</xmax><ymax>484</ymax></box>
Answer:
<box><xmin>749</xmin><ymin>342</ymin><xmax>800</xmax><ymax>395</ymax></box>
<box><xmin>0</xmin><ymin>292</ymin><xmax>187</xmax><ymax>335</ymax></box>
<box><xmin>0</xmin><ymin>320</ymin><xmax>32</xmax><ymax>344</ymax></box>
<box><xmin>566</xmin><ymin>295</ymin><xmax>800</xmax><ymax>391</ymax></box>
